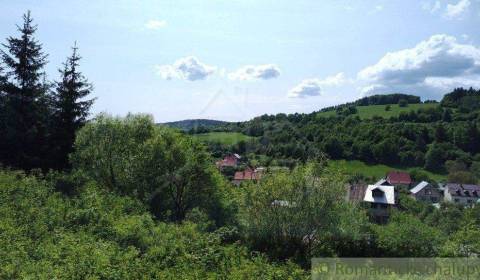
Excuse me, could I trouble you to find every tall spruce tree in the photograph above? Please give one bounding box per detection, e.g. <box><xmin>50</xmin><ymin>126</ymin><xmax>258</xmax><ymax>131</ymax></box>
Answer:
<box><xmin>52</xmin><ymin>43</ymin><xmax>94</xmax><ymax>169</ymax></box>
<box><xmin>0</xmin><ymin>11</ymin><xmax>51</xmax><ymax>169</ymax></box>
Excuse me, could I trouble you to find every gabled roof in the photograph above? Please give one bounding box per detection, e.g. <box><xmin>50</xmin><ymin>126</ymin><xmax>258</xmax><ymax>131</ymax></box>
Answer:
<box><xmin>364</xmin><ymin>185</ymin><xmax>395</xmax><ymax>205</ymax></box>
<box><xmin>374</xmin><ymin>178</ymin><xmax>391</xmax><ymax>186</ymax></box>
<box><xmin>216</xmin><ymin>155</ymin><xmax>239</xmax><ymax>168</ymax></box>
<box><xmin>410</xmin><ymin>181</ymin><xmax>430</xmax><ymax>194</ymax></box>
<box><xmin>386</xmin><ymin>171</ymin><xmax>412</xmax><ymax>185</ymax></box>
<box><xmin>446</xmin><ymin>183</ymin><xmax>480</xmax><ymax>197</ymax></box>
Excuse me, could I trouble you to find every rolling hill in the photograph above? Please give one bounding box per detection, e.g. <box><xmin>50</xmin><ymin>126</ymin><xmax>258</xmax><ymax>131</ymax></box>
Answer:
<box><xmin>316</xmin><ymin>103</ymin><xmax>439</xmax><ymax>119</ymax></box>
<box><xmin>161</xmin><ymin>119</ymin><xmax>228</xmax><ymax>131</ymax></box>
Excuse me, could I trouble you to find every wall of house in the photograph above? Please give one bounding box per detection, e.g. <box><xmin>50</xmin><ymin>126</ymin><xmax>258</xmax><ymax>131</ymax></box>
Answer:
<box><xmin>444</xmin><ymin>189</ymin><xmax>478</xmax><ymax>206</ymax></box>
<box><xmin>412</xmin><ymin>186</ymin><xmax>442</xmax><ymax>203</ymax></box>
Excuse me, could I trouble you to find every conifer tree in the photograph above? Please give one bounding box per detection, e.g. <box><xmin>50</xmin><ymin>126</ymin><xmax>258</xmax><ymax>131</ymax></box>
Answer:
<box><xmin>52</xmin><ymin>43</ymin><xmax>94</xmax><ymax>169</ymax></box>
<box><xmin>0</xmin><ymin>11</ymin><xmax>51</xmax><ymax>169</ymax></box>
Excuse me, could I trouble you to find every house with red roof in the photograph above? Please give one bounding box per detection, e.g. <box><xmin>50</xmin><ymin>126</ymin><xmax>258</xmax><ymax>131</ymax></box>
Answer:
<box><xmin>232</xmin><ymin>167</ymin><xmax>263</xmax><ymax>185</ymax></box>
<box><xmin>216</xmin><ymin>154</ymin><xmax>241</xmax><ymax>169</ymax></box>
<box><xmin>386</xmin><ymin>171</ymin><xmax>412</xmax><ymax>188</ymax></box>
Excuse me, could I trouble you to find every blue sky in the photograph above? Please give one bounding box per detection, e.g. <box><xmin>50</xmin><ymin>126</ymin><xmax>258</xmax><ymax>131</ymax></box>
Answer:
<box><xmin>1</xmin><ymin>0</ymin><xmax>480</xmax><ymax>122</ymax></box>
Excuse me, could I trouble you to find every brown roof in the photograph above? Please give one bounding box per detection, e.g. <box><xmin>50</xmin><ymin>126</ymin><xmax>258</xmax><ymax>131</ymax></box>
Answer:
<box><xmin>348</xmin><ymin>184</ymin><xmax>368</xmax><ymax>202</ymax></box>
<box><xmin>386</xmin><ymin>171</ymin><xmax>412</xmax><ymax>185</ymax></box>
<box><xmin>234</xmin><ymin>168</ymin><xmax>262</xmax><ymax>181</ymax></box>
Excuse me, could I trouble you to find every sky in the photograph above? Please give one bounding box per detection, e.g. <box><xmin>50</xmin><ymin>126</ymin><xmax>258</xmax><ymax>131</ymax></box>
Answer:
<box><xmin>1</xmin><ymin>0</ymin><xmax>480</xmax><ymax>122</ymax></box>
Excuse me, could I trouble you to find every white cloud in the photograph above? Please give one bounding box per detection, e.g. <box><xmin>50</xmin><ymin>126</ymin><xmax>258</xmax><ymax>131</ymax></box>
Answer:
<box><xmin>358</xmin><ymin>34</ymin><xmax>480</xmax><ymax>97</ymax></box>
<box><xmin>288</xmin><ymin>79</ymin><xmax>323</xmax><ymax>98</ymax></box>
<box><xmin>288</xmin><ymin>73</ymin><xmax>349</xmax><ymax>98</ymax></box>
<box><xmin>145</xmin><ymin>19</ymin><xmax>167</xmax><ymax>30</ymax></box>
<box><xmin>228</xmin><ymin>64</ymin><xmax>281</xmax><ymax>81</ymax></box>
<box><xmin>444</xmin><ymin>0</ymin><xmax>470</xmax><ymax>19</ymax></box>
<box><xmin>422</xmin><ymin>1</ymin><xmax>441</xmax><ymax>13</ymax></box>
<box><xmin>155</xmin><ymin>56</ymin><xmax>216</xmax><ymax>81</ymax></box>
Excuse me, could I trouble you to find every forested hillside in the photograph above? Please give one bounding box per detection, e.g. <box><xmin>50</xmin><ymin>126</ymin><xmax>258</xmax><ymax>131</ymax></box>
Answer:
<box><xmin>162</xmin><ymin>119</ymin><xmax>228</xmax><ymax>131</ymax></box>
<box><xmin>206</xmin><ymin>88</ymin><xmax>480</xmax><ymax>182</ymax></box>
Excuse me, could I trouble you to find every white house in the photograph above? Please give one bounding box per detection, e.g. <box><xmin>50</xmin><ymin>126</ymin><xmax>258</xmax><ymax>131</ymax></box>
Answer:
<box><xmin>363</xmin><ymin>185</ymin><xmax>395</xmax><ymax>224</ymax></box>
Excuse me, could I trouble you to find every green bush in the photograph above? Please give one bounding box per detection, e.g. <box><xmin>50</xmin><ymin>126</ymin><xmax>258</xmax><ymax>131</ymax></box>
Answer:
<box><xmin>0</xmin><ymin>170</ymin><xmax>307</xmax><ymax>279</ymax></box>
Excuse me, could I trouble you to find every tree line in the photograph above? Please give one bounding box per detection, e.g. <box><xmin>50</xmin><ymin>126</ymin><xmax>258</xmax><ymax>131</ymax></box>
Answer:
<box><xmin>201</xmin><ymin>90</ymin><xmax>480</xmax><ymax>182</ymax></box>
<box><xmin>0</xmin><ymin>11</ymin><xmax>94</xmax><ymax>171</ymax></box>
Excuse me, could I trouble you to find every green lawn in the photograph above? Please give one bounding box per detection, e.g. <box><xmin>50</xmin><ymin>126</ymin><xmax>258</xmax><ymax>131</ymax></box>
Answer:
<box><xmin>327</xmin><ymin>159</ymin><xmax>446</xmax><ymax>182</ymax></box>
<box><xmin>317</xmin><ymin>103</ymin><xmax>439</xmax><ymax>119</ymax></box>
<box><xmin>193</xmin><ymin>132</ymin><xmax>255</xmax><ymax>145</ymax></box>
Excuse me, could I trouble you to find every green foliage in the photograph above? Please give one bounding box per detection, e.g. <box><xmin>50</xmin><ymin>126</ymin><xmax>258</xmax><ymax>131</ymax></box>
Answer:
<box><xmin>0</xmin><ymin>11</ymin><xmax>51</xmax><ymax>170</ymax></box>
<box><xmin>398</xmin><ymin>99</ymin><xmax>408</xmax><ymax>107</ymax></box>
<box><xmin>327</xmin><ymin>160</ymin><xmax>445</xmax><ymax>182</ymax></box>
<box><xmin>374</xmin><ymin>212</ymin><xmax>444</xmax><ymax>257</ymax></box>
<box><xmin>317</xmin><ymin>103</ymin><xmax>438</xmax><ymax>119</ymax></box>
<box><xmin>0</xmin><ymin>12</ymin><xmax>94</xmax><ymax>171</ymax></box>
<box><xmin>51</xmin><ymin>43</ymin><xmax>94</xmax><ymax>170</ymax></box>
<box><xmin>0</xmin><ymin>170</ymin><xmax>307</xmax><ymax>279</ymax></box>
<box><xmin>441</xmin><ymin>224</ymin><xmax>480</xmax><ymax>257</ymax></box>
<box><xmin>71</xmin><ymin>114</ymin><xmax>233</xmax><ymax>223</ymax></box>
<box><xmin>238</xmin><ymin>162</ymin><xmax>369</xmax><ymax>265</ymax></box>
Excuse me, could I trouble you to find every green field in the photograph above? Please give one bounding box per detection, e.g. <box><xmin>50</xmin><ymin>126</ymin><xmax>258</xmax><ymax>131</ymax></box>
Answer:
<box><xmin>193</xmin><ymin>132</ymin><xmax>255</xmax><ymax>145</ymax></box>
<box><xmin>328</xmin><ymin>159</ymin><xmax>446</xmax><ymax>182</ymax></box>
<box><xmin>317</xmin><ymin>103</ymin><xmax>439</xmax><ymax>119</ymax></box>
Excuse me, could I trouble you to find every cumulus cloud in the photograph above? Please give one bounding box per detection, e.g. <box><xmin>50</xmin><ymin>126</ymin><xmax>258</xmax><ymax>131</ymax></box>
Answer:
<box><xmin>145</xmin><ymin>19</ymin><xmax>167</xmax><ymax>29</ymax></box>
<box><xmin>288</xmin><ymin>73</ymin><xmax>349</xmax><ymax>98</ymax></box>
<box><xmin>358</xmin><ymin>34</ymin><xmax>480</xmax><ymax>97</ymax></box>
<box><xmin>444</xmin><ymin>0</ymin><xmax>470</xmax><ymax>19</ymax></box>
<box><xmin>155</xmin><ymin>56</ymin><xmax>216</xmax><ymax>81</ymax></box>
<box><xmin>228</xmin><ymin>64</ymin><xmax>280</xmax><ymax>81</ymax></box>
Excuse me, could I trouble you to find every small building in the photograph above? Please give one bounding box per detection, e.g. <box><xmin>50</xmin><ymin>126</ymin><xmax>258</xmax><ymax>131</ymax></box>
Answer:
<box><xmin>232</xmin><ymin>167</ymin><xmax>263</xmax><ymax>185</ymax></box>
<box><xmin>363</xmin><ymin>185</ymin><xmax>395</xmax><ymax>224</ymax></box>
<box><xmin>444</xmin><ymin>183</ymin><xmax>480</xmax><ymax>206</ymax></box>
<box><xmin>216</xmin><ymin>154</ymin><xmax>241</xmax><ymax>169</ymax></box>
<box><xmin>410</xmin><ymin>181</ymin><xmax>442</xmax><ymax>203</ymax></box>
<box><xmin>386</xmin><ymin>171</ymin><xmax>412</xmax><ymax>188</ymax></box>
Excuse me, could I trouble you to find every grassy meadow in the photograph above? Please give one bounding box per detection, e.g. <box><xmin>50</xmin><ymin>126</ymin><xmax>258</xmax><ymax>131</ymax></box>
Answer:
<box><xmin>317</xmin><ymin>103</ymin><xmax>439</xmax><ymax>119</ymax></box>
<box><xmin>193</xmin><ymin>132</ymin><xmax>255</xmax><ymax>145</ymax></box>
<box><xmin>327</xmin><ymin>159</ymin><xmax>447</xmax><ymax>182</ymax></box>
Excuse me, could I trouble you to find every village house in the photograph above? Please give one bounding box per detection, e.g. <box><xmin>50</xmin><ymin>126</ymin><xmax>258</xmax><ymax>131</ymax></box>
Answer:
<box><xmin>232</xmin><ymin>167</ymin><xmax>263</xmax><ymax>186</ymax></box>
<box><xmin>410</xmin><ymin>181</ymin><xmax>442</xmax><ymax>203</ymax></box>
<box><xmin>385</xmin><ymin>171</ymin><xmax>412</xmax><ymax>188</ymax></box>
<box><xmin>215</xmin><ymin>154</ymin><xmax>241</xmax><ymax>169</ymax></box>
<box><xmin>444</xmin><ymin>183</ymin><xmax>480</xmax><ymax>206</ymax></box>
<box><xmin>363</xmin><ymin>184</ymin><xmax>396</xmax><ymax>224</ymax></box>
<box><xmin>347</xmin><ymin>183</ymin><xmax>396</xmax><ymax>224</ymax></box>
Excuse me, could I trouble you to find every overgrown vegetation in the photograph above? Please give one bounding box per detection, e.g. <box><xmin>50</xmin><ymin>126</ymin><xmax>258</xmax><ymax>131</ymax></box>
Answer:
<box><xmin>1</xmin><ymin>12</ymin><xmax>480</xmax><ymax>279</ymax></box>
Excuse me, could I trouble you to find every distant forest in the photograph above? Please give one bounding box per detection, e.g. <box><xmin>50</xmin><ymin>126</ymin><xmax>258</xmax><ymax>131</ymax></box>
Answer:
<box><xmin>197</xmin><ymin>88</ymin><xmax>480</xmax><ymax>182</ymax></box>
